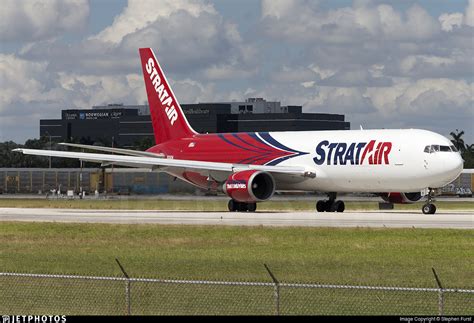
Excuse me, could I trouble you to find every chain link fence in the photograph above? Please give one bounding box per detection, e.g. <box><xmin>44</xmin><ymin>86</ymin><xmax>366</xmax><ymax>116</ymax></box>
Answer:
<box><xmin>1</xmin><ymin>272</ymin><xmax>473</xmax><ymax>315</ymax></box>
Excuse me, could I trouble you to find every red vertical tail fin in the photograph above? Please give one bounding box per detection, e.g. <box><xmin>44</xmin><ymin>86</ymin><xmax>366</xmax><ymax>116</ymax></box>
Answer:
<box><xmin>139</xmin><ymin>48</ymin><xmax>197</xmax><ymax>144</ymax></box>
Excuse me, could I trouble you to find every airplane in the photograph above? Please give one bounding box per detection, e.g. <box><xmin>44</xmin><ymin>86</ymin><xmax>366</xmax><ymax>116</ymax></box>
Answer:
<box><xmin>14</xmin><ymin>48</ymin><xmax>464</xmax><ymax>214</ymax></box>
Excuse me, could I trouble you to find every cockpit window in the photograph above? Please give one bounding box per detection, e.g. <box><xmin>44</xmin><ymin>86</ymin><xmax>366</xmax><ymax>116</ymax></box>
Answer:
<box><xmin>450</xmin><ymin>145</ymin><xmax>458</xmax><ymax>152</ymax></box>
<box><xmin>439</xmin><ymin>145</ymin><xmax>451</xmax><ymax>152</ymax></box>
<box><xmin>424</xmin><ymin>145</ymin><xmax>456</xmax><ymax>153</ymax></box>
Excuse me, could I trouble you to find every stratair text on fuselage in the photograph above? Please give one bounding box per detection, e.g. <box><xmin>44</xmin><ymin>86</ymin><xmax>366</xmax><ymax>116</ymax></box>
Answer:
<box><xmin>313</xmin><ymin>140</ymin><xmax>392</xmax><ymax>165</ymax></box>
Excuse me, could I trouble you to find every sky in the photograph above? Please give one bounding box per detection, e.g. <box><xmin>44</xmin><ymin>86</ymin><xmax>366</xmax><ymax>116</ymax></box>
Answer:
<box><xmin>0</xmin><ymin>0</ymin><xmax>473</xmax><ymax>144</ymax></box>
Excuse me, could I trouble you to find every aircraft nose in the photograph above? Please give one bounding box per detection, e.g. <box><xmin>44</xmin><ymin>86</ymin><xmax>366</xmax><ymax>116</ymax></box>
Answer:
<box><xmin>454</xmin><ymin>153</ymin><xmax>464</xmax><ymax>172</ymax></box>
<box><xmin>447</xmin><ymin>153</ymin><xmax>464</xmax><ymax>177</ymax></box>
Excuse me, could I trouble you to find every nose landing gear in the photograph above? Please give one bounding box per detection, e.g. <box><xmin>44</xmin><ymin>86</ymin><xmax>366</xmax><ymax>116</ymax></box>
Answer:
<box><xmin>422</xmin><ymin>188</ymin><xmax>437</xmax><ymax>214</ymax></box>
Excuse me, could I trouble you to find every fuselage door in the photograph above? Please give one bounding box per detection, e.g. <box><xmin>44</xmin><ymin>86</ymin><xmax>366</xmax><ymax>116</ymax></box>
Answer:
<box><xmin>393</xmin><ymin>145</ymin><xmax>404</xmax><ymax>167</ymax></box>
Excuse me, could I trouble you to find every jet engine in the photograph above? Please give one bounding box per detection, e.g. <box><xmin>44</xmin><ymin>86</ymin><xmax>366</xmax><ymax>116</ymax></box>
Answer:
<box><xmin>223</xmin><ymin>170</ymin><xmax>275</xmax><ymax>202</ymax></box>
<box><xmin>380</xmin><ymin>192</ymin><xmax>422</xmax><ymax>204</ymax></box>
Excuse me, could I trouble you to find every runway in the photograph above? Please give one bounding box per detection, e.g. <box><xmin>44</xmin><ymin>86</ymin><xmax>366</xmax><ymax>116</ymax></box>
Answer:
<box><xmin>0</xmin><ymin>208</ymin><xmax>472</xmax><ymax>229</ymax></box>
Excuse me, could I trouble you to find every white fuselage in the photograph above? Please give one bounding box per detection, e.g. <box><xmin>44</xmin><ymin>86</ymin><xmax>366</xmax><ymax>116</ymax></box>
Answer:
<box><xmin>253</xmin><ymin>129</ymin><xmax>463</xmax><ymax>193</ymax></box>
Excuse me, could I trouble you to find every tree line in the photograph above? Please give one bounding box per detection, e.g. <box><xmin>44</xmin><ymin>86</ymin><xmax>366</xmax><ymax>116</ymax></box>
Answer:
<box><xmin>0</xmin><ymin>131</ymin><xmax>473</xmax><ymax>168</ymax></box>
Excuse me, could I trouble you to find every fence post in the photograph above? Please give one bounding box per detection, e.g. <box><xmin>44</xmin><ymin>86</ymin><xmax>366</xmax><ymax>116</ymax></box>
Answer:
<box><xmin>432</xmin><ymin>268</ymin><xmax>444</xmax><ymax>316</ymax></box>
<box><xmin>264</xmin><ymin>264</ymin><xmax>280</xmax><ymax>316</ymax></box>
<box><xmin>116</xmin><ymin>258</ymin><xmax>131</xmax><ymax>315</ymax></box>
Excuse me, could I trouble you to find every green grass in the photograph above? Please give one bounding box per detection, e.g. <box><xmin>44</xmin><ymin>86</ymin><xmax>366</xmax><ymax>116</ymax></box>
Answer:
<box><xmin>1</xmin><ymin>222</ymin><xmax>473</xmax><ymax>315</ymax></box>
<box><xmin>0</xmin><ymin>198</ymin><xmax>473</xmax><ymax>211</ymax></box>
<box><xmin>1</xmin><ymin>222</ymin><xmax>472</xmax><ymax>286</ymax></box>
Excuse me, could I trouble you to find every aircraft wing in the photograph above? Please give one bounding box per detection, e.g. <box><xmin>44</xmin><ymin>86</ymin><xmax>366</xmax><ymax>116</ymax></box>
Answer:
<box><xmin>57</xmin><ymin>143</ymin><xmax>165</xmax><ymax>158</ymax></box>
<box><xmin>12</xmin><ymin>148</ymin><xmax>314</xmax><ymax>177</ymax></box>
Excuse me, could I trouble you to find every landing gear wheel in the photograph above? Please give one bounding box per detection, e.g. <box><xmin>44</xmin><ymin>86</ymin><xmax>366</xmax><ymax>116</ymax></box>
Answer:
<box><xmin>247</xmin><ymin>203</ymin><xmax>257</xmax><ymax>212</ymax></box>
<box><xmin>316</xmin><ymin>200</ymin><xmax>326</xmax><ymax>212</ymax></box>
<box><xmin>228</xmin><ymin>200</ymin><xmax>257</xmax><ymax>212</ymax></box>
<box><xmin>228</xmin><ymin>200</ymin><xmax>236</xmax><ymax>212</ymax></box>
<box><xmin>238</xmin><ymin>203</ymin><xmax>248</xmax><ymax>212</ymax></box>
<box><xmin>316</xmin><ymin>199</ymin><xmax>345</xmax><ymax>213</ymax></box>
<box><xmin>422</xmin><ymin>188</ymin><xmax>437</xmax><ymax>215</ymax></box>
<box><xmin>422</xmin><ymin>203</ymin><xmax>436</xmax><ymax>214</ymax></box>
<box><xmin>331</xmin><ymin>200</ymin><xmax>345</xmax><ymax>213</ymax></box>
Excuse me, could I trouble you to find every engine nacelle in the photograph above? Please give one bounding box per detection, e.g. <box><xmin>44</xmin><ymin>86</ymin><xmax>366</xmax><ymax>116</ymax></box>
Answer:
<box><xmin>380</xmin><ymin>192</ymin><xmax>422</xmax><ymax>204</ymax></box>
<box><xmin>223</xmin><ymin>170</ymin><xmax>275</xmax><ymax>203</ymax></box>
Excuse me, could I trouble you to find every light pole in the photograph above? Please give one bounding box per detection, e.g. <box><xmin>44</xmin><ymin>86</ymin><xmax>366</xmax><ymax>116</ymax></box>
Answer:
<box><xmin>111</xmin><ymin>136</ymin><xmax>114</xmax><ymax>193</ymax></box>
<box><xmin>45</xmin><ymin>131</ymin><xmax>52</xmax><ymax>168</ymax></box>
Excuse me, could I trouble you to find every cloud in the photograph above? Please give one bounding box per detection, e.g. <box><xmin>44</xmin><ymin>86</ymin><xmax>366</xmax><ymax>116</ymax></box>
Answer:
<box><xmin>439</xmin><ymin>13</ymin><xmax>463</xmax><ymax>31</ymax></box>
<box><xmin>117</xmin><ymin>10</ymin><xmax>250</xmax><ymax>74</ymax></box>
<box><xmin>0</xmin><ymin>53</ymin><xmax>148</xmax><ymax>142</ymax></box>
<box><xmin>255</xmin><ymin>74</ymin><xmax>473</xmax><ymax>141</ymax></box>
<box><xmin>0</xmin><ymin>0</ymin><xmax>259</xmax><ymax>142</ymax></box>
<box><xmin>169</xmin><ymin>79</ymin><xmax>217</xmax><ymax>103</ymax></box>
<box><xmin>0</xmin><ymin>0</ymin><xmax>89</xmax><ymax>42</ymax></box>
<box><xmin>260</xmin><ymin>1</ymin><xmax>440</xmax><ymax>43</ymax></box>
<box><xmin>18</xmin><ymin>0</ymin><xmax>256</xmax><ymax>79</ymax></box>
<box><xmin>366</xmin><ymin>78</ymin><xmax>473</xmax><ymax>116</ymax></box>
<box><xmin>0</xmin><ymin>54</ymin><xmax>48</xmax><ymax>109</ymax></box>
<box><xmin>89</xmin><ymin>0</ymin><xmax>255</xmax><ymax>77</ymax></box>
<box><xmin>203</xmin><ymin>65</ymin><xmax>257</xmax><ymax>80</ymax></box>
<box><xmin>0</xmin><ymin>54</ymin><xmax>63</xmax><ymax>141</ymax></box>
<box><xmin>56</xmin><ymin>73</ymin><xmax>145</xmax><ymax>108</ymax></box>
<box><xmin>259</xmin><ymin>0</ymin><xmax>473</xmax><ymax>84</ymax></box>
<box><xmin>319</xmin><ymin>68</ymin><xmax>392</xmax><ymax>87</ymax></box>
<box><xmin>465</xmin><ymin>0</ymin><xmax>474</xmax><ymax>26</ymax></box>
<box><xmin>0</xmin><ymin>53</ymin><xmax>144</xmax><ymax>113</ymax></box>
<box><xmin>90</xmin><ymin>0</ymin><xmax>216</xmax><ymax>44</ymax></box>
<box><xmin>1</xmin><ymin>0</ymin><xmax>473</xmax><ymax>144</ymax></box>
<box><xmin>308</xmin><ymin>87</ymin><xmax>376</xmax><ymax>114</ymax></box>
<box><xmin>361</xmin><ymin>78</ymin><xmax>473</xmax><ymax>139</ymax></box>
<box><xmin>438</xmin><ymin>0</ymin><xmax>474</xmax><ymax>31</ymax></box>
<box><xmin>270</xmin><ymin>65</ymin><xmax>320</xmax><ymax>83</ymax></box>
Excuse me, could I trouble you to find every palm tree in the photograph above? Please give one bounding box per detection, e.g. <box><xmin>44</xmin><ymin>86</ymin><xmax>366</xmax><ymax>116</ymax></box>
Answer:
<box><xmin>463</xmin><ymin>143</ymin><xmax>474</xmax><ymax>168</ymax></box>
<box><xmin>450</xmin><ymin>129</ymin><xmax>466</xmax><ymax>153</ymax></box>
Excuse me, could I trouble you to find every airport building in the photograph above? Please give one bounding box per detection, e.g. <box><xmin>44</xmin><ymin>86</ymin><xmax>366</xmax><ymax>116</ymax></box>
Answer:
<box><xmin>39</xmin><ymin>98</ymin><xmax>350</xmax><ymax>148</ymax></box>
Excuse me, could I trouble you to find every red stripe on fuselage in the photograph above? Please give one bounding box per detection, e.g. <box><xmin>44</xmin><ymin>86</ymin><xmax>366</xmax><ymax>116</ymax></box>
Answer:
<box><xmin>146</xmin><ymin>133</ymin><xmax>296</xmax><ymax>165</ymax></box>
<box><xmin>233</xmin><ymin>133</ymin><xmax>273</xmax><ymax>153</ymax></box>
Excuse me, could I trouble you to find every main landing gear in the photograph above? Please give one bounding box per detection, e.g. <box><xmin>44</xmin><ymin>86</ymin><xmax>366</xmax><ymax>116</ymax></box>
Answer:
<box><xmin>316</xmin><ymin>193</ymin><xmax>345</xmax><ymax>213</ymax></box>
<box><xmin>228</xmin><ymin>200</ymin><xmax>257</xmax><ymax>212</ymax></box>
<box><xmin>422</xmin><ymin>188</ymin><xmax>437</xmax><ymax>215</ymax></box>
